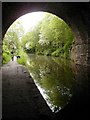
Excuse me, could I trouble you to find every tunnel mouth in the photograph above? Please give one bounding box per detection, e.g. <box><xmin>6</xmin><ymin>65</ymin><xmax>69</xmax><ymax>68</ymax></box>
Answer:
<box><xmin>3</xmin><ymin>11</ymin><xmax>75</xmax><ymax>65</ymax></box>
<box><xmin>3</xmin><ymin>11</ymin><xmax>76</xmax><ymax>113</ymax></box>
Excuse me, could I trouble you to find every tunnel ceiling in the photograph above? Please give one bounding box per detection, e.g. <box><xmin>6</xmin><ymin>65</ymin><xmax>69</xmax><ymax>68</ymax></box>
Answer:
<box><xmin>2</xmin><ymin>2</ymin><xmax>88</xmax><ymax>40</ymax></box>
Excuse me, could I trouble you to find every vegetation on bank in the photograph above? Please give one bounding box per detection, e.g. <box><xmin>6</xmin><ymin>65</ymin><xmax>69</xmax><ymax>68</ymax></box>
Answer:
<box><xmin>2</xmin><ymin>12</ymin><xmax>74</xmax><ymax>65</ymax></box>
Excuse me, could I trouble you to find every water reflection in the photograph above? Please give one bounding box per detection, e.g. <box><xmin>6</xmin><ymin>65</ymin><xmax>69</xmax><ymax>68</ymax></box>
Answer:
<box><xmin>26</xmin><ymin>54</ymin><xmax>76</xmax><ymax>113</ymax></box>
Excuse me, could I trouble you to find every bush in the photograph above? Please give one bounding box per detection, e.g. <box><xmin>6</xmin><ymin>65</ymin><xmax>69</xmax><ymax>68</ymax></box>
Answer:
<box><xmin>51</xmin><ymin>49</ymin><xmax>62</xmax><ymax>57</ymax></box>
<box><xmin>17</xmin><ymin>49</ymin><xmax>28</xmax><ymax>65</ymax></box>
<box><xmin>3</xmin><ymin>53</ymin><xmax>11</xmax><ymax>64</ymax></box>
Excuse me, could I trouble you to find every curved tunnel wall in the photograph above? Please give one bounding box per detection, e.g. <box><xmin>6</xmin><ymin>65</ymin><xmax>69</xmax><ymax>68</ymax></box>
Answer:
<box><xmin>1</xmin><ymin>2</ymin><xmax>89</xmax><ymax>66</ymax></box>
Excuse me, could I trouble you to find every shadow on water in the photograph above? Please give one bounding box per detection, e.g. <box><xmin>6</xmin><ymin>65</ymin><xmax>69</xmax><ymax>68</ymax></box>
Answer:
<box><xmin>25</xmin><ymin>54</ymin><xmax>88</xmax><ymax>119</ymax></box>
<box><xmin>55</xmin><ymin>64</ymin><xmax>89</xmax><ymax>120</ymax></box>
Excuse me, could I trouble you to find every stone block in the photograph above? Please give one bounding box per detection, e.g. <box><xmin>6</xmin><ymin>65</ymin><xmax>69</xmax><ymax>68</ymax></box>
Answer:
<box><xmin>71</xmin><ymin>44</ymin><xmax>88</xmax><ymax>65</ymax></box>
<box><xmin>88</xmin><ymin>38</ymin><xmax>90</xmax><ymax>44</ymax></box>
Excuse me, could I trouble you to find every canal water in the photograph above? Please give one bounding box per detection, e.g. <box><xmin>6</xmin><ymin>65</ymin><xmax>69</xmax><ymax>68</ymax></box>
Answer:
<box><xmin>25</xmin><ymin>54</ymin><xmax>78</xmax><ymax>113</ymax></box>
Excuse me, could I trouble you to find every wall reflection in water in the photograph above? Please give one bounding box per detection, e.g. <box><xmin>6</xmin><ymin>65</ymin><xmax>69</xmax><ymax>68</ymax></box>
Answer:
<box><xmin>55</xmin><ymin>64</ymin><xmax>89</xmax><ymax>120</ymax></box>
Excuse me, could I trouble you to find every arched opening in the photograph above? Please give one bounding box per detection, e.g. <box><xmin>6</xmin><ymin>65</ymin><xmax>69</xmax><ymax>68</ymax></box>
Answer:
<box><xmin>3</xmin><ymin>11</ymin><xmax>75</xmax><ymax>64</ymax></box>
<box><xmin>2</xmin><ymin>2</ymin><xmax>88</xmax><ymax>120</ymax></box>
<box><xmin>2</xmin><ymin>2</ymin><xmax>88</xmax><ymax>66</ymax></box>
<box><xmin>3</xmin><ymin>11</ymin><xmax>74</xmax><ymax>112</ymax></box>
<box><xmin>3</xmin><ymin>11</ymin><xmax>76</xmax><ymax>113</ymax></box>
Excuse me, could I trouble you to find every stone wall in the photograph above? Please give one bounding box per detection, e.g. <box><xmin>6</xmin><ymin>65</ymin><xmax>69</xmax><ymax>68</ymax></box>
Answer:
<box><xmin>0</xmin><ymin>2</ymin><xmax>2</xmax><ymax>67</ymax></box>
<box><xmin>88</xmin><ymin>44</ymin><xmax>90</xmax><ymax>65</ymax></box>
<box><xmin>70</xmin><ymin>44</ymin><xmax>88</xmax><ymax>65</ymax></box>
<box><xmin>0</xmin><ymin>44</ymin><xmax>2</xmax><ymax>67</ymax></box>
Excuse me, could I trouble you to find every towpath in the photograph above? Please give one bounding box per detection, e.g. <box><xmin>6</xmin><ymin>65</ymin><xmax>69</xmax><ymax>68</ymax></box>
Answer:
<box><xmin>2</xmin><ymin>60</ymin><xmax>55</xmax><ymax>120</ymax></box>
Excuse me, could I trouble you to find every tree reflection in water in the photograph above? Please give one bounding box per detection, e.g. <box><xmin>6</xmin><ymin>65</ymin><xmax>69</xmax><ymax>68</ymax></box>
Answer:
<box><xmin>26</xmin><ymin>54</ymin><xmax>76</xmax><ymax>113</ymax></box>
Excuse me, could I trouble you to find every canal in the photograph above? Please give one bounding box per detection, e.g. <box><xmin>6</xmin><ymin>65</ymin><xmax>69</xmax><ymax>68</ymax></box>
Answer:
<box><xmin>25</xmin><ymin>54</ymin><xmax>77</xmax><ymax>113</ymax></box>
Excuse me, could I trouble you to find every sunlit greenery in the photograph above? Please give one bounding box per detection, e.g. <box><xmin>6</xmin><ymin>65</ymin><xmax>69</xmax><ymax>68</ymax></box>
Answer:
<box><xmin>22</xmin><ymin>13</ymin><xmax>74</xmax><ymax>58</ymax></box>
<box><xmin>3</xmin><ymin>21</ymin><xmax>25</xmax><ymax>64</ymax></box>
<box><xmin>3</xmin><ymin>41</ymin><xmax>11</xmax><ymax>64</ymax></box>
<box><xmin>3</xmin><ymin>12</ymin><xmax>74</xmax><ymax>64</ymax></box>
<box><xmin>17</xmin><ymin>48</ymin><xmax>29</xmax><ymax>65</ymax></box>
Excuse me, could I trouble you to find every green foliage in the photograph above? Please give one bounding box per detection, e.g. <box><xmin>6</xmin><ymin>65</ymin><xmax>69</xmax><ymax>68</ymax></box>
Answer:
<box><xmin>17</xmin><ymin>49</ymin><xmax>28</xmax><ymax>65</ymax></box>
<box><xmin>2</xmin><ymin>41</ymin><xmax>11</xmax><ymax>64</ymax></box>
<box><xmin>21</xmin><ymin>12</ymin><xmax>74</xmax><ymax>59</ymax></box>
<box><xmin>3</xmin><ymin>53</ymin><xmax>11</xmax><ymax>64</ymax></box>
<box><xmin>3</xmin><ymin>12</ymin><xmax>74</xmax><ymax>65</ymax></box>
<box><xmin>3</xmin><ymin>21</ymin><xmax>25</xmax><ymax>64</ymax></box>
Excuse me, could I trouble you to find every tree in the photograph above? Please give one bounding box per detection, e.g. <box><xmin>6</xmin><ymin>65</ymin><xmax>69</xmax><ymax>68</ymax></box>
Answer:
<box><xmin>22</xmin><ymin>12</ymin><xmax>74</xmax><ymax>58</ymax></box>
<box><xmin>3</xmin><ymin>12</ymin><xmax>74</xmax><ymax>64</ymax></box>
<box><xmin>3</xmin><ymin>21</ymin><xmax>25</xmax><ymax>64</ymax></box>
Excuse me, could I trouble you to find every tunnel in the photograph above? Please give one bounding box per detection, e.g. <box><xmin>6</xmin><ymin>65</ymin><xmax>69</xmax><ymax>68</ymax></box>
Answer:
<box><xmin>1</xmin><ymin>2</ymin><xmax>89</xmax><ymax>120</ymax></box>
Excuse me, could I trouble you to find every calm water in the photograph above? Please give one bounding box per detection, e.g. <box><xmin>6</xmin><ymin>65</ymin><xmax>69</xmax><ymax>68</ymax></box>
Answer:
<box><xmin>26</xmin><ymin>54</ymin><xmax>76</xmax><ymax>113</ymax></box>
